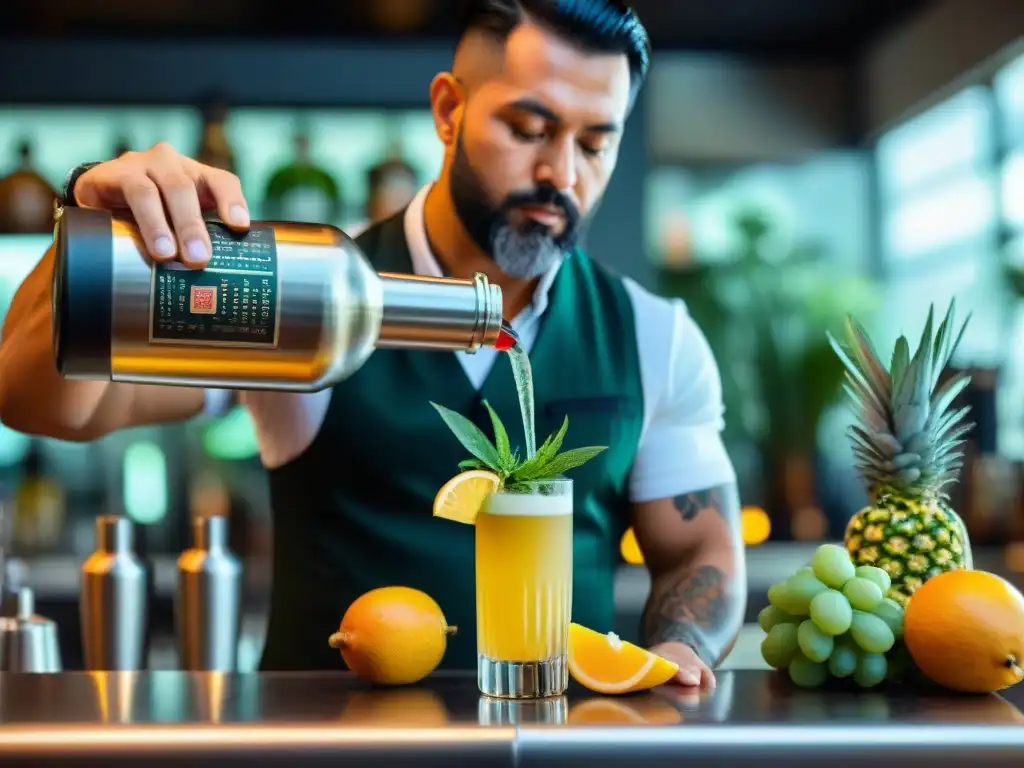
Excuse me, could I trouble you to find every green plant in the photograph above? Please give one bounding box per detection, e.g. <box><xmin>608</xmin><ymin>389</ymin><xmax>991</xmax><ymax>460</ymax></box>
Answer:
<box><xmin>431</xmin><ymin>400</ymin><xmax>606</xmax><ymax>491</ymax></box>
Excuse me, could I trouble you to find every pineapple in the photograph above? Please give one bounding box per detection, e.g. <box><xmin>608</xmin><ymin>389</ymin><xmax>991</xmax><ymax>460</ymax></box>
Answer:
<box><xmin>828</xmin><ymin>300</ymin><xmax>975</xmax><ymax>606</ymax></box>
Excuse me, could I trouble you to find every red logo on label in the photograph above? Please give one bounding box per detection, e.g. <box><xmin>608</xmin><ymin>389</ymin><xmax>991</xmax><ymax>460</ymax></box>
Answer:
<box><xmin>190</xmin><ymin>286</ymin><xmax>217</xmax><ymax>315</ymax></box>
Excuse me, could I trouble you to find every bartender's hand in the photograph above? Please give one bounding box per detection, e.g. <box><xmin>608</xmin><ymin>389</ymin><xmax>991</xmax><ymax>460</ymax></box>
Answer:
<box><xmin>72</xmin><ymin>141</ymin><xmax>250</xmax><ymax>268</ymax></box>
<box><xmin>651</xmin><ymin>641</ymin><xmax>716</xmax><ymax>691</ymax></box>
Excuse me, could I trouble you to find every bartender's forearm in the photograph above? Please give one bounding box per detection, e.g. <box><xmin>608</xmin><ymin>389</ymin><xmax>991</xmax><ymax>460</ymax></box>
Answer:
<box><xmin>0</xmin><ymin>245</ymin><xmax>204</xmax><ymax>440</ymax></box>
<box><xmin>634</xmin><ymin>483</ymin><xmax>747</xmax><ymax>666</ymax></box>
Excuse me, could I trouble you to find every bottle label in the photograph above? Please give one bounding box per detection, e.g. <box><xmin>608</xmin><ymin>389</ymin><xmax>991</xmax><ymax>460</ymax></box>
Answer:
<box><xmin>149</xmin><ymin>223</ymin><xmax>280</xmax><ymax>348</ymax></box>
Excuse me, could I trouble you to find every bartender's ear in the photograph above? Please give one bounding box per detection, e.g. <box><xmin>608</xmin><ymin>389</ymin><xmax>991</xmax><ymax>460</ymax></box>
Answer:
<box><xmin>430</xmin><ymin>72</ymin><xmax>464</xmax><ymax>149</ymax></box>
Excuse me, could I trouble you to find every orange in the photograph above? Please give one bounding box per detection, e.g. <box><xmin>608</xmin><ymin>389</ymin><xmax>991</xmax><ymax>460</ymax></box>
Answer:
<box><xmin>904</xmin><ymin>569</ymin><xmax>1024</xmax><ymax>693</ymax></box>
<box><xmin>433</xmin><ymin>470</ymin><xmax>501</xmax><ymax>525</ymax></box>
<box><xmin>567</xmin><ymin>623</ymin><xmax>679</xmax><ymax>695</ymax></box>
<box><xmin>328</xmin><ymin>586</ymin><xmax>457</xmax><ymax>685</ymax></box>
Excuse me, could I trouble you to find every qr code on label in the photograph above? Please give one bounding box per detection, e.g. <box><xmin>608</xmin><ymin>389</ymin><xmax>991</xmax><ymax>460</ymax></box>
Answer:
<box><xmin>190</xmin><ymin>286</ymin><xmax>217</xmax><ymax>315</ymax></box>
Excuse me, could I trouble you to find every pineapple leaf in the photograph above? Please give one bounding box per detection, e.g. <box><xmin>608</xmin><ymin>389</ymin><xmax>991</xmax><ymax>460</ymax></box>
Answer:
<box><xmin>931</xmin><ymin>300</ymin><xmax>971</xmax><ymax>389</ymax></box>
<box><xmin>845</xmin><ymin>316</ymin><xmax>893</xmax><ymax>400</ymax></box>
<box><xmin>890</xmin><ymin>452</ymin><xmax>922</xmax><ymax>470</ymax></box>
<box><xmin>849</xmin><ymin>424</ymin><xmax>901</xmax><ymax>457</ymax></box>
<box><xmin>890</xmin><ymin>336</ymin><xmax>910</xmax><ymax>390</ymax></box>
<box><xmin>842</xmin><ymin>375</ymin><xmax>889</xmax><ymax>426</ymax></box>
<box><xmin>931</xmin><ymin>405</ymin><xmax>973</xmax><ymax>441</ymax></box>
<box><xmin>912</xmin><ymin>307</ymin><xmax>935</xmax><ymax>407</ymax></box>
<box><xmin>931</xmin><ymin>301</ymin><xmax>954</xmax><ymax>387</ymax></box>
<box><xmin>431</xmin><ymin>401</ymin><xmax>502</xmax><ymax>471</ymax></box>
<box><xmin>893</xmin><ymin>401</ymin><xmax>929</xmax><ymax>443</ymax></box>
<box><xmin>827</xmin><ymin>332</ymin><xmax>876</xmax><ymax>394</ymax></box>
<box><xmin>929</xmin><ymin>374</ymin><xmax>971</xmax><ymax>423</ymax></box>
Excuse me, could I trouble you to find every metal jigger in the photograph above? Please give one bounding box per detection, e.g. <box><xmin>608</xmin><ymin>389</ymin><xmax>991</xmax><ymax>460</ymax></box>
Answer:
<box><xmin>0</xmin><ymin>484</ymin><xmax>62</xmax><ymax>673</ymax></box>
<box><xmin>0</xmin><ymin>582</ymin><xmax>62</xmax><ymax>673</ymax></box>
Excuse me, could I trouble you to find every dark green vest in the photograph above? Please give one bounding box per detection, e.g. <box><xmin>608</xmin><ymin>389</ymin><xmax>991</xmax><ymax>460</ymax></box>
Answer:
<box><xmin>261</xmin><ymin>212</ymin><xmax>644</xmax><ymax>671</ymax></box>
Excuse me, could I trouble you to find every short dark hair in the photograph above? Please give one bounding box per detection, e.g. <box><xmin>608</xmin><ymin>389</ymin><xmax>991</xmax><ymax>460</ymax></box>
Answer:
<box><xmin>457</xmin><ymin>0</ymin><xmax>651</xmax><ymax>108</ymax></box>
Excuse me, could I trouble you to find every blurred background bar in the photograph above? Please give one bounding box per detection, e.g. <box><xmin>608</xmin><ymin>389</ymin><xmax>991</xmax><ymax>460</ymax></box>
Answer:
<box><xmin>0</xmin><ymin>0</ymin><xmax>1021</xmax><ymax>669</ymax></box>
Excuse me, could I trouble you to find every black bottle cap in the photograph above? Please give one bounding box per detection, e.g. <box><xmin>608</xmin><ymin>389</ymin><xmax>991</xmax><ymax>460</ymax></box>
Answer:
<box><xmin>53</xmin><ymin>206</ymin><xmax>113</xmax><ymax>377</ymax></box>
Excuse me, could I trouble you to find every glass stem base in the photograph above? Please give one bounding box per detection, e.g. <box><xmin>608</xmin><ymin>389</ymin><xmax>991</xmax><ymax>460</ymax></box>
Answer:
<box><xmin>477</xmin><ymin>654</ymin><xmax>568</xmax><ymax>699</ymax></box>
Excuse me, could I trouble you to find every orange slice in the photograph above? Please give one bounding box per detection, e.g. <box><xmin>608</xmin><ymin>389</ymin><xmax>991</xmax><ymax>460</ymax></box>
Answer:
<box><xmin>568</xmin><ymin>623</ymin><xmax>680</xmax><ymax>695</ymax></box>
<box><xmin>432</xmin><ymin>470</ymin><xmax>501</xmax><ymax>525</ymax></box>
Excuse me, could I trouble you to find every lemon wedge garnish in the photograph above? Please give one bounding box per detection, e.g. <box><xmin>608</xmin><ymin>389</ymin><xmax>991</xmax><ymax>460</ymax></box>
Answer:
<box><xmin>432</xmin><ymin>470</ymin><xmax>501</xmax><ymax>525</ymax></box>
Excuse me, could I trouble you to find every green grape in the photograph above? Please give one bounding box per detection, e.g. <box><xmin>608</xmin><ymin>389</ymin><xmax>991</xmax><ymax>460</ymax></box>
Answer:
<box><xmin>853</xmin><ymin>651</ymin><xmax>888</xmax><ymax>688</ymax></box>
<box><xmin>797</xmin><ymin>619</ymin><xmax>834</xmax><ymax>663</ymax></box>
<box><xmin>797</xmin><ymin>566</ymin><xmax>815</xmax><ymax>576</ymax></box>
<box><xmin>809</xmin><ymin>589</ymin><xmax>853</xmax><ymax>636</ymax></box>
<box><xmin>854</xmin><ymin>565</ymin><xmax>891</xmax><ymax>594</ymax></box>
<box><xmin>828</xmin><ymin>644</ymin><xmax>858</xmax><ymax>678</ymax></box>
<box><xmin>850</xmin><ymin>611</ymin><xmax>895</xmax><ymax>654</ymax></box>
<box><xmin>843</xmin><ymin>577</ymin><xmax>884</xmax><ymax>612</ymax></box>
<box><xmin>780</xmin><ymin>570</ymin><xmax>829</xmax><ymax>615</ymax></box>
<box><xmin>761</xmin><ymin>623</ymin><xmax>799</xmax><ymax>669</ymax></box>
<box><xmin>811</xmin><ymin>543</ymin><xmax>856</xmax><ymax>589</ymax></box>
<box><xmin>788</xmin><ymin>652</ymin><xmax>828</xmax><ymax>688</ymax></box>
<box><xmin>758</xmin><ymin>605</ymin><xmax>798</xmax><ymax>632</ymax></box>
<box><xmin>871</xmin><ymin>598</ymin><xmax>905</xmax><ymax>639</ymax></box>
<box><xmin>767</xmin><ymin>582</ymin><xmax>794</xmax><ymax>612</ymax></box>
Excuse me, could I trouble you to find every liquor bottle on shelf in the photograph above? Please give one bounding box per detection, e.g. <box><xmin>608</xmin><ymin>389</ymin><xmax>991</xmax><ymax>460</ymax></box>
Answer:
<box><xmin>13</xmin><ymin>443</ymin><xmax>65</xmax><ymax>554</ymax></box>
<box><xmin>195</xmin><ymin>96</ymin><xmax>236</xmax><ymax>174</ymax></box>
<box><xmin>0</xmin><ymin>139</ymin><xmax>58</xmax><ymax>234</ymax></box>
<box><xmin>262</xmin><ymin>126</ymin><xmax>342</xmax><ymax>225</ymax></box>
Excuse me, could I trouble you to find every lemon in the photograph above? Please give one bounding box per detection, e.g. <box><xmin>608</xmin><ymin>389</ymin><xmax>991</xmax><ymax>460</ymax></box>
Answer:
<box><xmin>432</xmin><ymin>469</ymin><xmax>501</xmax><ymax>525</ymax></box>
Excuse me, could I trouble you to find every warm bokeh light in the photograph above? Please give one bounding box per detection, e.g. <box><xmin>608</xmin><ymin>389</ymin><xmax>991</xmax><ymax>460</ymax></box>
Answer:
<box><xmin>619</xmin><ymin>527</ymin><xmax>644</xmax><ymax>565</ymax></box>
<box><xmin>741</xmin><ymin>506</ymin><xmax>772</xmax><ymax>545</ymax></box>
<box><xmin>1005</xmin><ymin>542</ymin><xmax>1024</xmax><ymax>573</ymax></box>
<box><xmin>792</xmin><ymin>506</ymin><xmax>828</xmax><ymax>540</ymax></box>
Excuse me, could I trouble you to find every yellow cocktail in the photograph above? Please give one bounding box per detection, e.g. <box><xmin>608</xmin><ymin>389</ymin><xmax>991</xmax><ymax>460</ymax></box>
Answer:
<box><xmin>475</xmin><ymin>478</ymin><xmax>573</xmax><ymax>698</ymax></box>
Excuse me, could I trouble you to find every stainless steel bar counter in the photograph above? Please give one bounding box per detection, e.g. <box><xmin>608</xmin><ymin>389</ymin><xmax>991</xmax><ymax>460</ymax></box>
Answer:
<box><xmin>0</xmin><ymin>670</ymin><xmax>1023</xmax><ymax>766</ymax></box>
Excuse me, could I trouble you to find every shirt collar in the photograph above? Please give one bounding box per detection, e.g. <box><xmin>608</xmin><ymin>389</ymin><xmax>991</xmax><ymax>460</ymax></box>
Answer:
<box><xmin>402</xmin><ymin>182</ymin><xmax>563</xmax><ymax>318</ymax></box>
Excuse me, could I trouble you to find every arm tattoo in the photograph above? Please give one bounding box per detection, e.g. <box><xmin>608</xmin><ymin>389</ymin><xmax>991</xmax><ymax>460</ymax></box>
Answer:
<box><xmin>673</xmin><ymin>486</ymin><xmax>724</xmax><ymax>521</ymax></box>
<box><xmin>642</xmin><ymin>483</ymin><xmax>743</xmax><ymax>665</ymax></box>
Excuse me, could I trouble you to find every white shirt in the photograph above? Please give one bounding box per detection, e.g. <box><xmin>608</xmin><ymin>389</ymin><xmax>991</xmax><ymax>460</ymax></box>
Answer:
<box><xmin>221</xmin><ymin>184</ymin><xmax>735</xmax><ymax>502</ymax></box>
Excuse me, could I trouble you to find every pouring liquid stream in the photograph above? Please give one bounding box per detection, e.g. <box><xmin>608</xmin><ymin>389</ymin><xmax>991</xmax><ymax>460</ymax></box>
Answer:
<box><xmin>495</xmin><ymin>321</ymin><xmax>537</xmax><ymax>461</ymax></box>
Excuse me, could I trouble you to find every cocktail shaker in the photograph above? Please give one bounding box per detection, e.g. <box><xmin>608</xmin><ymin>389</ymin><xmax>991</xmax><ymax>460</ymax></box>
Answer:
<box><xmin>51</xmin><ymin>206</ymin><xmax>504</xmax><ymax>392</ymax></box>
<box><xmin>175</xmin><ymin>514</ymin><xmax>243</xmax><ymax>671</ymax></box>
<box><xmin>80</xmin><ymin>515</ymin><xmax>148</xmax><ymax>670</ymax></box>
<box><xmin>0</xmin><ymin>585</ymin><xmax>62</xmax><ymax>673</ymax></box>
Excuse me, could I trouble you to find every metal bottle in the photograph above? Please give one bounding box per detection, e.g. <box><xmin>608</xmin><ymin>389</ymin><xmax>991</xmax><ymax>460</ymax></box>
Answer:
<box><xmin>80</xmin><ymin>515</ymin><xmax>148</xmax><ymax>670</ymax></box>
<box><xmin>175</xmin><ymin>514</ymin><xmax>243</xmax><ymax>672</ymax></box>
<box><xmin>51</xmin><ymin>206</ymin><xmax>504</xmax><ymax>391</ymax></box>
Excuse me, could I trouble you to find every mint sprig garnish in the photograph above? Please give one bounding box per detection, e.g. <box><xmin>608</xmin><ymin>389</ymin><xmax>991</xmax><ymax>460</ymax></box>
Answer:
<box><xmin>431</xmin><ymin>400</ymin><xmax>606</xmax><ymax>489</ymax></box>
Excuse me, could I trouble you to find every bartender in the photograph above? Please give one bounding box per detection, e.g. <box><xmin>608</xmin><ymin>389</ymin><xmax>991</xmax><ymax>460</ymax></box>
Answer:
<box><xmin>0</xmin><ymin>0</ymin><xmax>744</xmax><ymax>689</ymax></box>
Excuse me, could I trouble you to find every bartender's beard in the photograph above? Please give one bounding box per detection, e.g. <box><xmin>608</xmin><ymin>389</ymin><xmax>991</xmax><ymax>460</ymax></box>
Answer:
<box><xmin>449</xmin><ymin>134</ymin><xmax>586</xmax><ymax>279</ymax></box>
